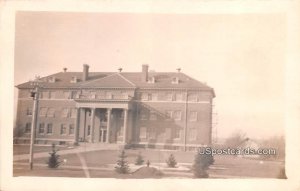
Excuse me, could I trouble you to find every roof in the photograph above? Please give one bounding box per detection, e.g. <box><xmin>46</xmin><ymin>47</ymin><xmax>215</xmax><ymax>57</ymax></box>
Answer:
<box><xmin>16</xmin><ymin>70</ymin><xmax>215</xmax><ymax>94</ymax></box>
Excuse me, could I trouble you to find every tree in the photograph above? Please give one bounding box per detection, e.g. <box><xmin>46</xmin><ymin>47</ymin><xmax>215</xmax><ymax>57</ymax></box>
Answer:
<box><xmin>115</xmin><ymin>150</ymin><xmax>130</xmax><ymax>174</ymax></box>
<box><xmin>192</xmin><ymin>150</ymin><xmax>214</xmax><ymax>178</ymax></box>
<box><xmin>135</xmin><ymin>152</ymin><xmax>144</xmax><ymax>165</ymax></box>
<box><xmin>224</xmin><ymin>130</ymin><xmax>248</xmax><ymax>148</ymax></box>
<box><xmin>166</xmin><ymin>154</ymin><xmax>177</xmax><ymax>168</ymax></box>
<box><xmin>47</xmin><ymin>144</ymin><xmax>61</xmax><ymax>168</ymax></box>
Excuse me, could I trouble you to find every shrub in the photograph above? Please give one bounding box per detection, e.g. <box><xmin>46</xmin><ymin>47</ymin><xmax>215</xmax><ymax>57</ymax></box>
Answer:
<box><xmin>47</xmin><ymin>144</ymin><xmax>61</xmax><ymax>168</ymax></box>
<box><xmin>135</xmin><ymin>152</ymin><xmax>144</xmax><ymax>165</ymax></box>
<box><xmin>192</xmin><ymin>150</ymin><xmax>214</xmax><ymax>178</ymax></box>
<box><xmin>115</xmin><ymin>150</ymin><xmax>130</xmax><ymax>174</ymax></box>
<box><xmin>166</xmin><ymin>154</ymin><xmax>177</xmax><ymax>168</ymax></box>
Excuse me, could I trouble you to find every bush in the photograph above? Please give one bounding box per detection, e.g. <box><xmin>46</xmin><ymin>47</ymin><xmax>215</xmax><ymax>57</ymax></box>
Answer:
<box><xmin>192</xmin><ymin>150</ymin><xmax>214</xmax><ymax>178</ymax></box>
<box><xmin>166</xmin><ymin>154</ymin><xmax>177</xmax><ymax>168</ymax></box>
<box><xmin>115</xmin><ymin>150</ymin><xmax>130</xmax><ymax>174</ymax></box>
<box><xmin>135</xmin><ymin>152</ymin><xmax>144</xmax><ymax>165</ymax></box>
<box><xmin>47</xmin><ymin>144</ymin><xmax>61</xmax><ymax>168</ymax></box>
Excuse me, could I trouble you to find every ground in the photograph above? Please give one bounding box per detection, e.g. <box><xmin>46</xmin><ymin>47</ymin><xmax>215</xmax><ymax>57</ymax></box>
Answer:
<box><xmin>13</xmin><ymin>145</ymin><xmax>285</xmax><ymax>178</ymax></box>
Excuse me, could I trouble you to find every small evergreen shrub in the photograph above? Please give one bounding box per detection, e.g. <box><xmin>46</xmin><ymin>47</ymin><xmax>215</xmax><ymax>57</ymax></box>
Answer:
<box><xmin>115</xmin><ymin>150</ymin><xmax>130</xmax><ymax>174</ymax></box>
<box><xmin>166</xmin><ymin>154</ymin><xmax>177</xmax><ymax>168</ymax></box>
<box><xmin>47</xmin><ymin>144</ymin><xmax>61</xmax><ymax>169</ymax></box>
<box><xmin>192</xmin><ymin>150</ymin><xmax>214</xmax><ymax>178</ymax></box>
<box><xmin>135</xmin><ymin>152</ymin><xmax>144</xmax><ymax>165</ymax></box>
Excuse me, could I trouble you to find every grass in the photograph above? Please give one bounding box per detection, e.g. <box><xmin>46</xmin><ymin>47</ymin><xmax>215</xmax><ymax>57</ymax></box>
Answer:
<box><xmin>13</xmin><ymin>146</ymin><xmax>285</xmax><ymax>178</ymax></box>
<box><xmin>13</xmin><ymin>144</ymin><xmax>73</xmax><ymax>155</ymax></box>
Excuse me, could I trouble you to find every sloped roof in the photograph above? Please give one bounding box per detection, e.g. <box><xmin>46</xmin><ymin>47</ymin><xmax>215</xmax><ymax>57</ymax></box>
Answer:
<box><xmin>80</xmin><ymin>73</ymin><xmax>136</xmax><ymax>88</ymax></box>
<box><xmin>16</xmin><ymin>70</ymin><xmax>214</xmax><ymax>93</ymax></box>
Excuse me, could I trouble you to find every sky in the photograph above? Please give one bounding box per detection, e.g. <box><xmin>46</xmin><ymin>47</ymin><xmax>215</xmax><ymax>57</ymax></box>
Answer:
<box><xmin>14</xmin><ymin>11</ymin><xmax>286</xmax><ymax>139</ymax></box>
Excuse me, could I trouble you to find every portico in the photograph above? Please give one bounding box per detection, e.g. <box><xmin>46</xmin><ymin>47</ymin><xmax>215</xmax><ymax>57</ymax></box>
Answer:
<box><xmin>74</xmin><ymin>100</ymin><xmax>133</xmax><ymax>145</ymax></box>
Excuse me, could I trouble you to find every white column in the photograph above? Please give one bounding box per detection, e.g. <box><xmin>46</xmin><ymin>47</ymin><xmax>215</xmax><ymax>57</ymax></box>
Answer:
<box><xmin>123</xmin><ymin>109</ymin><xmax>128</xmax><ymax>144</ymax></box>
<box><xmin>74</xmin><ymin>107</ymin><xmax>81</xmax><ymax>144</ymax></box>
<box><xmin>106</xmin><ymin>108</ymin><xmax>112</xmax><ymax>143</ymax></box>
<box><xmin>90</xmin><ymin>108</ymin><xmax>95</xmax><ymax>143</ymax></box>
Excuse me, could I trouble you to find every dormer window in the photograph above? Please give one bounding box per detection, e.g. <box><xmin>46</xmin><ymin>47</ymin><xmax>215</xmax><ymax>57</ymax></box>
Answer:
<box><xmin>148</xmin><ymin>76</ymin><xmax>155</xmax><ymax>84</ymax></box>
<box><xmin>48</xmin><ymin>76</ymin><xmax>56</xmax><ymax>83</ymax></box>
<box><xmin>70</xmin><ymin>76</ymin><xmax>78</xmax><ymax>83</ymax></box>
<box><xmin>171</xmin><ymin>77</ymin><xmax>179</xmax><ymax>84</ymax></box>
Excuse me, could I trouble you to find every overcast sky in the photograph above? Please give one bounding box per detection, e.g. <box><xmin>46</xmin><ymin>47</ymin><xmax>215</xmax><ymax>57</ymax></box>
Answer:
<box><xmin>14</xmin><ymin>11</ymin><xmax>286</xmax><ymax>139</ymax></box>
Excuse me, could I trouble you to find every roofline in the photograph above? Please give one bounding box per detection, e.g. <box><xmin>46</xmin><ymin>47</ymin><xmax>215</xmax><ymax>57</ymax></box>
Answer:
<box><xmin>79</xmin><ymin>72</ymin><xmax>136</xmax><ymax>88</ymax></box>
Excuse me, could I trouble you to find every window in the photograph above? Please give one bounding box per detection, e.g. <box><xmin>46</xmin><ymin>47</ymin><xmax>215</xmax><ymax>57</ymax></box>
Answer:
<box><xmin>62</xmin><ymin>108</ymin><xmax>69</xmax><ymax>118</ymax></box>
<box><xmin>174</xmin><ymin>128</ymin><xmax>181</xmax><ymax>139</ymax></box>
<box><xmin>69</xmin><ymin>124</ymin><xmax>75</xmax><ymax>135</ymax></box>
<box><xmin>171</xmin><ymin>77</ymin><xmax>179</xmax><ymax>84</ymax></box>
<box><xmin>47</xmin><ymin>123</ymin><xmax>53</xmax><ymax>134</ymax></box>
<box><xmin>151</xmin><ymin>93</ymin><xmax>158</xmax><ymax>101</ymax></box>
<box><xmin>139</xmin><ymin>127</ymin><xmax>147</xmax><ymax>139</ymax></box>
<box><xmin>70</xmin><ymin>108</ymin><xmax>77</xmax><ymax>118</ymax></box>
<box><xmin>48</xmin><ymin>76</ymin><xmax>56</xmax><ymax>83</ymax></box>
<box><xmin>140</xmin><ymin>111</ymin><xmax>148</xmax><ymax>120</ymax></box>
<box><xmin>149</xmin><ymin>111</ymin><xmax>157</xmax><ymax>121</ymax></box>
<box><xmin>63</xmin><ymin>91</ymin><xmax>70</xmax><ymax>99</ymax></box>
<box><xmin>71</xmin><ymin>76</ymin><xmax>78</xmax><ymax>83</ymax></box>
<box><xmin>189</xmin><ymin>128</ymin><xmax>197</xmax><ymax>141</ymax></box>
<box><xmin>26</xmin><ymin>108</ymin><xmax>32</xmax><ymax>116</ymax></box>
<box><xmin>70</xmin><ymin>91</ymin><xmax>77</xmax><ymax>99</ymax></box>
<box><xmin>47</xmin><ymin>108</ymin><xmax>55</xmax><ymax>117</ymax></box>
<box><xmin>42</xmin><ymin>91</ymin><xmax>49</xmax><ymax>99</ymax></box>
<box><xmin>25</xmin><ymin>123</ymin><xmax>31</xmax><ymax>133</ymax></box>
<box><xmin>189</xmin><ymin>111</ymin><xmax>198</xmax><ymax>122</ymax></box>
<box><xmin>39</xmin><ymin>107</ymin><xmax>48</xmax><ymax>117</ymax></box>
<box><xmin>39</xmin><ymin>123</ymin><xmax>45</xmax><ymax>134</ymax></box>
<box><xmin>165</xmin><ymin>128</ymin><xmax>171</xmax><ymax>139</ymax></box>
<box><xmin>106</xmin><ymin>92</ymin><xmax>112</xmax><ymax>99</ymax></box>
<box><xmin>49</xmin><ymin>91</ymin><xmax>54</xmax><ymax>99</ymax></box>
<box><xmin>166</xmin><ymin>93</ymin><xmax>174</xmax><ymax>101</ymax></box>
<box><xmin>173</xmin><ymin>111</ymin><xmax>182</xmax><ymax>121</ymax></box>
<box><xmin>141</xmin><ymin>93</ymin><xmax>149</xmax><ymax>101</ymax></box>
<box><xmin>166</xmin><ymin>110</ymin><xmax>172</xmax><ymax>119</ymax></box>
<box><xmin>148</xmin><ymin>76</ymin><xmax>155</xmax><ymax>83</ymax></box>
<box><xmin>60</xmin><ymin>124</ymin><xmax>67</xmax><ymax>135</ymax></box>
<box><xmin>148</xmin><ymin>128</ymin><xmax>156</xmax><ymax>139</ymax></box>
<box><xmin>89</xmin><ymin>91</ymin><xmax>96</xmax><ymax>99</ymax></box>
<box><xmin>175</xmin><ymin>93</ymin><xmax>183</xmax><ymax>101</ymax></box>
<box><xmin>87</xmin><ymin>125</ymin><xmax>91</xmax><ymax>136</ymax></box>
<box><xmin>188</xmin><ymin>94</ymin><xmax>198</xmax><ymax>102</ymax></box>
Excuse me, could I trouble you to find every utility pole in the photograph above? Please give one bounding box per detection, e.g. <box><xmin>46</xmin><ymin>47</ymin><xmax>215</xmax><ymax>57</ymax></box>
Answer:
<box><xmin>29</xmin><ymin>77</ymin><xmax>41</xmax><ymax>170</ymax></box>
<box><xmin>184</xmin><ymin>89</ymin><xmax>188</xmax><ymax>152</ymax></box>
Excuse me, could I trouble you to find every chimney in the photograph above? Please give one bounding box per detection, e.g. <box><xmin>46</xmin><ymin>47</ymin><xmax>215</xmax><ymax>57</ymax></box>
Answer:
<box><xmin>142</xmin><ymin>64</ymin><xmax>149</xmax><ymax>82</ymax></box>
<box><xmin>83</xmin><ymin>64</ymin><xmax>89</xmax><ymax>81</ymax></box>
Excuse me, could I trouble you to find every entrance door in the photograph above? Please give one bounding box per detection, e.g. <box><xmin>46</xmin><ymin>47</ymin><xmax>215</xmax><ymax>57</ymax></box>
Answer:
<box><xmin>99</xmin><ymin>129</ymin><xmax>107</xmax><ymax>142</ymax></box>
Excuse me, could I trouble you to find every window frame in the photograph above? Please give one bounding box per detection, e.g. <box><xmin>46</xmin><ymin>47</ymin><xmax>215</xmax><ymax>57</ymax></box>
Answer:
<box><xmin>60</xmin><ymin>124</ymin><xmax>67</xmax><ymax>135</ymax></box>
<box><xmin>38</xmin><ymin>123</ymin><xmax>45</xmax><ymax>134</ymax></box>
<box><xmin>47</xmin><ymin>123</ymin><xmax>53</xmax><ymax>134</ymax></box>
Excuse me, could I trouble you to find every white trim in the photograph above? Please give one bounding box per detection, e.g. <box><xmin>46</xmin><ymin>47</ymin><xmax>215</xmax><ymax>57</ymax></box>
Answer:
<box><xmin>135</xmin><ymin>100</ymin><xmax>210</xmax><ymax>104</ymax></box>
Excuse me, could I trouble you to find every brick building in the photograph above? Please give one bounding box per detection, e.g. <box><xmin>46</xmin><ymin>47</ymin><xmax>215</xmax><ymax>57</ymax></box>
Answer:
<box><xmin>15</xmin><ymin>65</ymin><xmax>215</xmax><ymax>150</ymax></box>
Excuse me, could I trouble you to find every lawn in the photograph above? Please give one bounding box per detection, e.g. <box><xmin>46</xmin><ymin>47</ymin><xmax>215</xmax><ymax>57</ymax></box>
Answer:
<box><xmin>13</xmin><ymin>147</ymin><xmax>285</xmax><ymax>178</ymax></box>
<box><xmin>13</xmin><ymin>144</ymin><xmax>73</xmax><ymax>155</ymax></box>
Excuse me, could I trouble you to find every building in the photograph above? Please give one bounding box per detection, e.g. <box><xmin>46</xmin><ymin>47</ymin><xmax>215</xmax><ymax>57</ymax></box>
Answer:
<box><xmin>15</xmin><ymin>65</ymin><xmax>215</xmax><ymax>150</ymax></box>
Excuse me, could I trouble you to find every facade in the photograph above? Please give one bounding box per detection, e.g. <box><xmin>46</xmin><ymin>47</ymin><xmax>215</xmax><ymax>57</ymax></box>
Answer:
<box><xmin>15</xmin><ymin>65</ymin><xmax>215</xmax><ymax>150</ymax></box>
